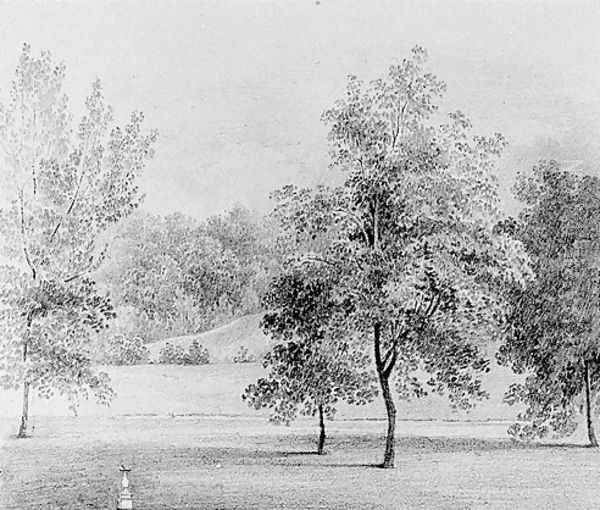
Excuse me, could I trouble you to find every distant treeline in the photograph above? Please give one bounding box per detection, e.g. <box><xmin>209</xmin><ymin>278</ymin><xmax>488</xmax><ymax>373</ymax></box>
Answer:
<box><xmin>93</xmin><ymin>205</ymin><xmax>284</xmax><ymax>362</ymax></box>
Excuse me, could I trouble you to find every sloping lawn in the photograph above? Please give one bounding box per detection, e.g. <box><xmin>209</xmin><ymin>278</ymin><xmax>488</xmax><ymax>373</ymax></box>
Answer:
<box><xmin>2</xmin><ymin>416</ymin><xmax>599</xmax><ymax>509</ymax></box>
<box><xmin>0</xmin><ymin>361</ymin><xmax>521</xmax><ymax>421</ymax></box>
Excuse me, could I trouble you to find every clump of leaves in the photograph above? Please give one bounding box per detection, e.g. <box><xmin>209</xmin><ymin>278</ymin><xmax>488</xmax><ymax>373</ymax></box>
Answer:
<box><xmin>158</xmin><ymin>342</ymin><xmax>186</xmax><ymax>364</ymax></box>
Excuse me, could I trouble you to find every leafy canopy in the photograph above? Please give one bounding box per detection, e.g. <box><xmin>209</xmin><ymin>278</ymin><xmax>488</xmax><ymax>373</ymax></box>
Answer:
<box><xmin>498</xmin><ymin>160</ymin><xmax>600</xmax><ymax>440</ymax></box>
<box><xmin>273</xmin><ymin>46</ymin><xmax>532</xmax><ymax>409</ymax></box>
<box><xmin>0</xmin><ymin>44</ymin><xmax>157</xmax><ymax>411</ymax></box>
<box><xmin>244</xmin><ymin>265</ymin><xmax>377</xmax><ymax>424</ymax></box>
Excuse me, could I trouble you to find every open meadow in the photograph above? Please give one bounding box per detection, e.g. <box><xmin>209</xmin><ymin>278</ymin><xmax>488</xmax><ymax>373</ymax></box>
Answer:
<box><xmin>1</xmin><ymin>362</ymin><xmax>597</xmax><ymax>509</ymax></box>
<box><xmin>2</xmin><ymin>415</ymin><xmax>600</xmax><ymax>509</ymax></box>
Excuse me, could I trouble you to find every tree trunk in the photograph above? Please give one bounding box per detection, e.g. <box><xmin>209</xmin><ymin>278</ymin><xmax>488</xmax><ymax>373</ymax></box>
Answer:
<box><xmin>16</xmin><ymin>336</ymin><xmax>30</xmax><ymax>439</ymax></box>
<box><xmin>317</xmin><ymin>404</ymin><xmax>326</xmax><ymax>455</ymax></box>
<box><xmin>584</xmin><ymin>360</ymin><xmax>598</xmax><ymax>447</ymax></box>
<box><xmin>379</xmin><ymin>372</ymin><xmax>396</xmax><ymax>468</ymax></box>
<box><xmin>374</xmin><ymin>323</ymin><xmax>396</xmax><ymax>468</ymax></box>
<box><xmin>17</xmin><ymin>381</ymin><xmax>30</xmax><ymax>438</ymax></box>
<box><xmin>371</xmin><ymin>201</ymin><xmax>396</xmax><ymax>467</ymax></box>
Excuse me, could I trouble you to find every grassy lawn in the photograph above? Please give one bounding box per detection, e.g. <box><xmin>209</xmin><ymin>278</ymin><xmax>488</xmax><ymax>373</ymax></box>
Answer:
<box><xmin>0</xmin><ymin>362</ymin><xmax>522</xmax><ymax>421</ymax></box>
<box><xmin>2</xmin><ymin>415</ymin><xmax>599</xmax><ymax>509</ymax></box>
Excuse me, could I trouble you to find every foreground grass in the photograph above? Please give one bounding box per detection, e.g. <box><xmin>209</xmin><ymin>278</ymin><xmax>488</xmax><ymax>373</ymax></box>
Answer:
<box><xmin>1</xmin><ymin>416</ymin><xmax>599</xmax><ymax>509</ymax></box>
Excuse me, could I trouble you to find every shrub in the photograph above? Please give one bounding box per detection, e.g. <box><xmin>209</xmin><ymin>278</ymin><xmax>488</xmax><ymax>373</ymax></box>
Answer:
<box><xmin>101</xmin><ymin>334</ymin><xmax>149</xmax><ymax>366</ymax></box>
<box><xmin>158</xmin><ymin>340</ymin><xmax>210</xmax><ymax>365</ymax></box>
<box><xmin>185</xmin><ymin>340</ymin><xmax>210</xmax><ymax>365</ymax></box>
<box><xmin>232</xmin><ymin>345</ymin><xmax>257</xmax><ymax>363</ymax></box>
<box><xmin>158</xmin><ymin>342</ymin><xmax>187</xmax><ymax>364</ymax></box>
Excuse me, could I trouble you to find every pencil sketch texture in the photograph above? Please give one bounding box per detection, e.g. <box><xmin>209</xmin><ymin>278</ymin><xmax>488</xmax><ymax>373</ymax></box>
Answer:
<box><xmin>2</xmin><ymin>1</ymin><xmax>600</xmax><ymax>508</ymax></box>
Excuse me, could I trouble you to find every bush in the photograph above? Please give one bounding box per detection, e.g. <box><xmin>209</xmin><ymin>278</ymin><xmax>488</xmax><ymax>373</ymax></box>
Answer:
<box><xmin>101</xmin><ymin>334</ymin><xmax>149</xmax><ymax>365</ymax></box>
<box><xmin>232</xmin><ymin>345</ymin><xmax>257</xmax><ymax>363</ymax></box>
<box><xmin>185</xmin><ymin>340</ymin><xmax>210</xmax><ymax>365</ymax></box>
<box><xmin>158</xmin><ymin>342</ymin><xmax>187</xmax><ymax>364</ymax></box>
<box><xmin>158</xmin><ymin>340</ymin><xmax>210</xmax><ymax>365</ymax></box>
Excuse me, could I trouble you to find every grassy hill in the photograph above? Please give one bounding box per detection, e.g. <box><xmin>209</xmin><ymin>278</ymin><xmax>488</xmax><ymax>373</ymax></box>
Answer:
<box><xmin>146</xmin><ymin>313</ymin><xmax>271</xmax><ymax>363</ymax></box>
<box><xmin>0</xmin><ymin>313</ymin><xmax>524</xmax><ymax>422</ymax></box>
<box><xmin>0</xmin><ymin>362</ymin><xmax>522</xmax><ymax>422</ymax></box>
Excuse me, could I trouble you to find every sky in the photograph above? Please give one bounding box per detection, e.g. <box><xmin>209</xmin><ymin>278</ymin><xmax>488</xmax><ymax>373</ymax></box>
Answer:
<box><xmin>1</xmin><ymin>0</ymin><xmax>600</xmax><ymax>218</ymax></box>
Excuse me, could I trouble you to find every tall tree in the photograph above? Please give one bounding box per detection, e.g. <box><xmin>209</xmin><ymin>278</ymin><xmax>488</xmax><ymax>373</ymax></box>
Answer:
<box><xmin>498</xmin><ymin>160</ymin><xmax>600</xmax><ymax>446</ymax></box>
<box><xmin>274</xmin><ymin>47</ymin><xmax>531</xmax><ymax>467</ymax></box>
<box><xmin>0</xmin><ymin>44</ymin><xmax>157</xmax><ymax>436</ymax></box>
<box><xmin>243</xmin><ymin>265</ymin><xmax>377</xmax><ymax>454</ymax></box>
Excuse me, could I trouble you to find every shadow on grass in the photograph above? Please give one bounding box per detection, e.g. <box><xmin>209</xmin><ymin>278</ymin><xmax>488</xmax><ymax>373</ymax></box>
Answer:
<box><xmin>5</xmin><ymin>431</ymin><xmax>595</xmax><ymax>477</ymax></box>
<box><xmin>277</xmin><ymin>450</ymin><xmax>323</xmax><ymax>456</ymax></box>
<box><xmin>321</xmin><ymin>463</ymin><xmax>384</xmax><ymax>469</ymax></box>
<box><xmin>533</xmin><ymin>442</ymin><xmax>595</xmax><ymax>449</ymax></box>
<box><xmin>282</xmin><ymin>434</ymin><xmax>595</xmax><ymax>454</ymax></box>
<box><xmin>279</xmin><ymin>462</ymin><xmax>383</xmax><ymax>469</ymax></box>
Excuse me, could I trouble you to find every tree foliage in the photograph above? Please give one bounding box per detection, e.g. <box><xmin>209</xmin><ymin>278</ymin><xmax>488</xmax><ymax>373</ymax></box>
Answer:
<box><xmin>0</xmin><ymin>44</ymin><xmax>157</xmax><ymax>433</ymax></box>
<box><xmin>498</xmin><ymin>160</ymin><xmax>600</xmax><ymax>444</ymax></box>
<box><xmin>97</xmin><ymin>333</ymin><xmax>149</xmax><ymax>366</ymax></box>
<box><xmin>270</xmin><ymin>46</ymin><xmax>531</xmax><ymax>466</ymax></box>
<box><xmin>158</xmin><ymin>340</ymin><xmax>210</xmax><ymax>365</ymax></box>
<box><xmin>100</xmin><ymin>205</ymin><xmax>281</xmax><ymax>341</ymax></box>
<box><xmin>232</xmin><ymin>346</ymin><xmax>257</xmax><ymax>364</ymax></box>
<box><xmin>244</xmin><ymin>265</ymin><xmax>377</xmax><ymax>453</ymax></box>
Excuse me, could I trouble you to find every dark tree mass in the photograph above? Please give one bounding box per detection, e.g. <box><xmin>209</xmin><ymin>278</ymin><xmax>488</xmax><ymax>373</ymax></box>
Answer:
<box><xmin>499</xmin><ymin>161</ymin><xmax>600</xmax><ymax>445</ymax></box>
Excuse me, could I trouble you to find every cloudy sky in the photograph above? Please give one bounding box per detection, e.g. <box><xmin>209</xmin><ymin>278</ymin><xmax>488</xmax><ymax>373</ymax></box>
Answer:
<box><xmin>1</xmin><ymin>0</ymin><xmax>600</xmax><ymax>218</ymax></box>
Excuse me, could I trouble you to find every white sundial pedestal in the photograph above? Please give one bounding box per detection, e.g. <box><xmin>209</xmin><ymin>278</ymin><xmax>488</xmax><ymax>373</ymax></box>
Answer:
<box><xmin>117</xmin><ymin>466</ymin><xmax>133</xmax><ymax>510</ymax></box>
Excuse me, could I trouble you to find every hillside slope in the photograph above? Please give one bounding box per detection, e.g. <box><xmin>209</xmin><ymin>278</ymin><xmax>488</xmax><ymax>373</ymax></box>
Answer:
<box><xmin>0</xmin><ymin>362</ymin><xmax>521</xmax><ymax>421</ymax></box>
<box><xmin>0</xmin><ymin>314</ymin><xmax>524</xmax><ymax>421</ymax></box>
<box><xmin>147</xmin><ymin>313</ymin><xmax>271</xmax><ymax>363</ymax></box>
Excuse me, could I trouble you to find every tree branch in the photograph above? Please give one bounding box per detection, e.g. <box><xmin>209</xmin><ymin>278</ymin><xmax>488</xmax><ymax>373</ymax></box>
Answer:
<box><xmin>382</xmin><ymin>346</ymin><xmax>398</xmax><ymax>379</ymax></box>
<box><xmin>49</xmin><ymin>168</ymin><xmax>85</xmax><ymax>243</ymax></box>
<box><xmin>424</xmin><ymin>292</ymin><xmax>441</xmax><ymax>318</ymax></box>
<box><xmin>374</xmin><ymin>322</ymin><xmax>383</xmax><ymax>369</ymax></box>
<box><xmin>300</xmin><ymin>255</ymin><xmax>338</xmax><ymax>268</ymax></box>
<box><xmin>382</xmin><ymin>324</ymin><xmax>409</xmax><ymax>378</ymax></box>
<box><xmin>19</xmin><ymin>190</ymin><xmax>36</xmax><ymax>280</ymax></box>
<box><xmin>334</xmin><ymin>207</ymin><xmax>370</xmax><ymax>246</ymax></box>
<box><xmin>49</xmin><ymin>131</ymin><xmax>95</xmax><ymax>244</ymax></box>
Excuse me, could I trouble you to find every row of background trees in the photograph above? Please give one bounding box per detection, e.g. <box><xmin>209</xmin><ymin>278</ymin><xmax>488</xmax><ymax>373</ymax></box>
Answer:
<box><xmin>2</xmin><ymin>45</ymin><xmax>600</xmax><ymax>470</ymax></box>
<box><xmin>91</xmin><ymin>205</ymin><xmax>283</xmax><ymax>361</ymax></box>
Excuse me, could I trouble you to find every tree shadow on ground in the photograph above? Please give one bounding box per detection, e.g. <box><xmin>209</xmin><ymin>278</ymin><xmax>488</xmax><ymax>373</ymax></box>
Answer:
<box><xmin>533</xmin><ymin>442</ymin><xmax>594</xmax><ymax>449</ymax></box>
<box><xmin>277</xmin><ymin>450</ymin><xmax>323</xmax><ymax>456</ymax></box>
<box><xmin>330</xmin><ymin>434</ymin><xmax>594</xmax><ymax>452</ymax></box>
